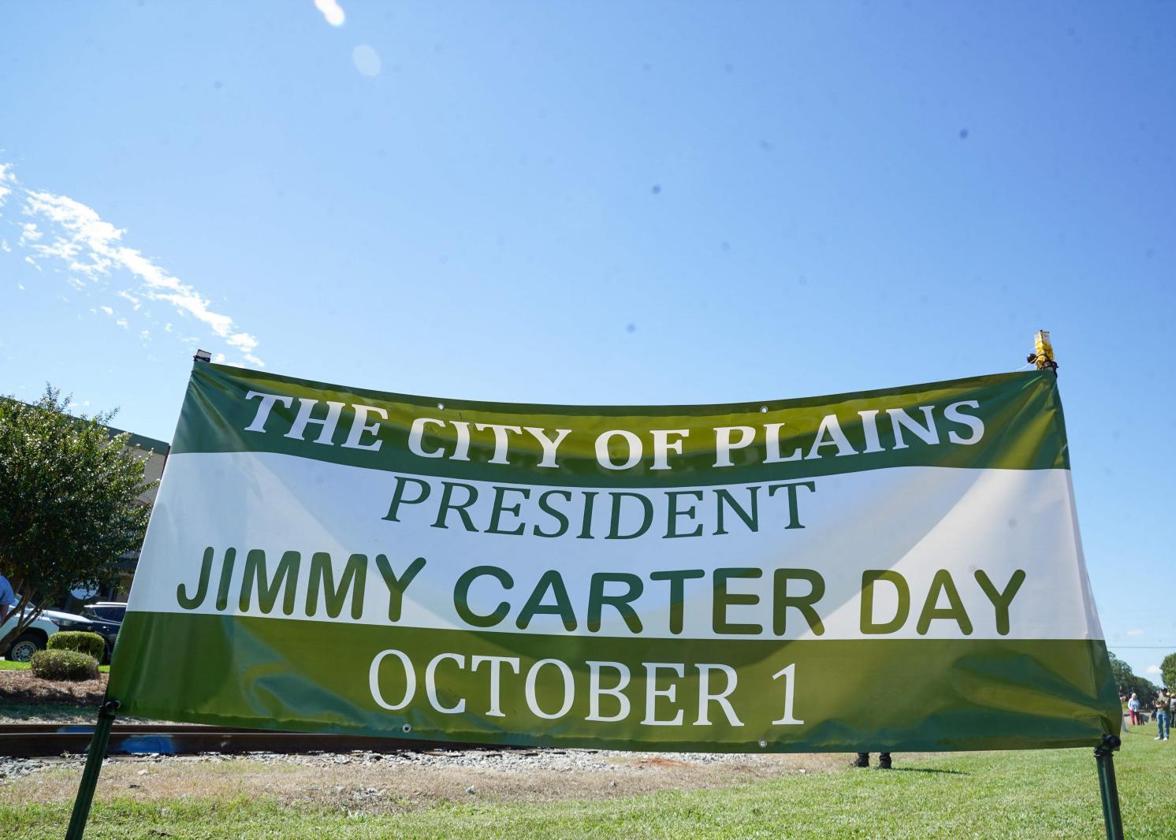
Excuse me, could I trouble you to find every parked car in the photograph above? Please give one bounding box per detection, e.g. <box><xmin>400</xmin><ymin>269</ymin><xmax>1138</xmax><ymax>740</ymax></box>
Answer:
<box><xmin>43</xmin><ymin>607</ymin><xmax>120</xmax><ymax>663</ymax></box>
<box><xmin>1</xmin><ymin>605</ymin><xmax>114</xmax><ymax>662</ymax></box>
<box><xmin>80</xmin><ymin>602</ymin><xmax>126</xmax><ymax>662</ymax></box>
<box><xmin>1</xmin><ymin>607</ymin><xmax>61</xmax><ymax>661</ymax></box>
<box><xmin>81</xmin><ymin>601</ymin><xmax>127</xmax><ymax>626</ymax></box>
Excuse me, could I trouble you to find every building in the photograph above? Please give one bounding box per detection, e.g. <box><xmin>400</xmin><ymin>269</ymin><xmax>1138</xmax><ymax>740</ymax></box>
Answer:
<box><xmin>102</xmin><ymin>425</ymin><xmax>170</xmax><ymax>600</ymax></box>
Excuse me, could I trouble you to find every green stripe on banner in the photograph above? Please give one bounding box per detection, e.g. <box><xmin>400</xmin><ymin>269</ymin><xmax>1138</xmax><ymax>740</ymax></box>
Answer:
<box><xmin>169</xmin><ymin>364</ymin><xmax>1069</xmax><ymax>488</ymax></box>
<box><xmin>109</xmin><ymin>612</ymin><xmax>1118</xmax><ymax>753</ymax></box>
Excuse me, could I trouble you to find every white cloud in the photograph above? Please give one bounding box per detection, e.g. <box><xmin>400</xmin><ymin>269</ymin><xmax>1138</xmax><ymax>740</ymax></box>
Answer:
<box><xmin>0</xmin><ymin>163</ymin><xmax>13</xmax><ymax>205</ymax></box>
<box><xmin>0</xmin><ymin>160</ymin><xmax>264</xmax><ymax>366</ymax></box>
<box><xmin>115</xmin><ymin>318</ymin><xmax>129</xmax><ymax>329</ymax></box>
<box><xmin>1147</xmin><ymin>665</ymin><xmax>1161</xmax><ymax>675</ymax></box>
<box><xmin>1127</xmin><ymin>629</ymin><xmax>1145</xmax><ymax>637</ymax></box>
<box><xmin>99</xmin><ymin>305</ymin><xmax>114</xmax><ymax>316</ymax></box>
<box><xmin>314</xmin><ymin>0</ymin><xmax>345</xmax><ymax>26</ymax></box>
<box><xmin>353</xmin><ymin>45</ymin><xmax>382</xmax><ymax>77</ymax></box>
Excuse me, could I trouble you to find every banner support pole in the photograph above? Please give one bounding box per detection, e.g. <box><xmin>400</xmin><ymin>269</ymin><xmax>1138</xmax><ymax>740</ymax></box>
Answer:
<box><xmin>64</xmin><ymin>698</ymin><xmax>120</xmax><ymax>840</ymax></box>
<box><xmin>66</xmin><ymin>348</ymin><xmax>190</xmax><ymax>837</ymax></box>
<box><xmin>1027</xmin><ymin>332</ymin><xmax>1122</xmax><ymax>836</ymax></box>
<box><xmin>1094</xmin><ymin>734</ymin><xmax>1124</xmax><ymax>839</ymax></box>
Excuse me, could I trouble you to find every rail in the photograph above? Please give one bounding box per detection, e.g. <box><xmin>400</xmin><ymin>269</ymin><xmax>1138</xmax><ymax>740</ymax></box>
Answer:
<box><xmin>0</xmin><ymin>723</ymin><xmax>517</xmax><ymax>758</ymax></box>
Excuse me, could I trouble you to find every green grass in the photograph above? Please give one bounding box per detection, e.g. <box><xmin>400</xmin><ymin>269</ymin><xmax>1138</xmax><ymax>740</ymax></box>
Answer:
<box><xmin>0</xmin><ymin>727</ymin><xmax>1170</xmax><ymax>839</ymax></box>
<box><xmin>0</xmin><ymin>659</ymin><xmax>109</xmax><ymax>672</ymax></box>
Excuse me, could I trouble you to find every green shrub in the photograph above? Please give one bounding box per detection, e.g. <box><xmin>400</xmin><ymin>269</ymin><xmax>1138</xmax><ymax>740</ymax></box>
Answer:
<box><xmin>47</xmin><ymin>631</ymin><xmax>106</xmax><ymax>660</ymax></box>
<box><xmin>30</xmin><ymin>649</ymin><xmax>99</xmax><ymax>681</ymax></box>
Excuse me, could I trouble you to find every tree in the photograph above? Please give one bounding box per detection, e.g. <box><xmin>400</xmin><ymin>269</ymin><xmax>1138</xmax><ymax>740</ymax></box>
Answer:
<box><xmin>1162</xmin><ymin>653</ymin><xmax>1176</xmax><ymax>691</ymax></box>
<box><xmin>1108</xmin><ymin>651</ymin><xmax>1134</xmax><ymax>692</ymax></box>
<box><xmin>0</xmin><ymin>387</ymin><xmax>153</xmax><ymax>653</ymax></box>
<box><xmin>1108</xmin><ymin>651</ymin><xmax>1158</xmax><ymax>706</ymax></box>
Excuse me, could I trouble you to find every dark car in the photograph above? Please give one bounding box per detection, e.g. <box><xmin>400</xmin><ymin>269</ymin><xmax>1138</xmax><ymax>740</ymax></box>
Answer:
<box><xmin>82</xmin><ymin>602</ymin><xmax>127</xmax><ymax>625</ymax></box>
<box><xmin>80</xmin><ymin>602</ymin><xmax>127</xmax><ymax>663</ymax></box>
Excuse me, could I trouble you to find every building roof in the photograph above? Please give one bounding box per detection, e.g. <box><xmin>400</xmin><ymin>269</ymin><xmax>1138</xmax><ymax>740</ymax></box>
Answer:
<box><xmin>105</xmin><ymin>425</ymin><xmax>171</xmax><ymax>455</ymax></box>
<box><xmin>1</xmin><ymin>396</ymin><xmax>170</xmax><ymax>455</ymax></box>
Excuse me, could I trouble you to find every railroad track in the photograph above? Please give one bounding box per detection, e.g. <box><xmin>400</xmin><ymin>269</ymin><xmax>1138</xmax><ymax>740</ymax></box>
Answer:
<box><xmin>0</xmin><ymin>724</ymin><xmax>512</xmax><ymax>758</ymax></box>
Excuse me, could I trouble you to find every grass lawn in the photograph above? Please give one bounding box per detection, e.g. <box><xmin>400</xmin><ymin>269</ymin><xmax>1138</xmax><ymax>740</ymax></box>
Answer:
<box><xmin>0</xmin><ymin>726</ymin><xmax>1170</xmax><ymax>839</ymax></box>
<box><xmin>0</xmin><ymin>659</ymin><xmax>109</xmax><ymax>673</ymax></box>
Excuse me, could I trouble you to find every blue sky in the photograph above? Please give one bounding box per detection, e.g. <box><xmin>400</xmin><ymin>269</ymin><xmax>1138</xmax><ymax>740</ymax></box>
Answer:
<box><xmin>1</xmin><ymin>2</ymin><xmax>1173</xmax><ymax>678</ymax></box>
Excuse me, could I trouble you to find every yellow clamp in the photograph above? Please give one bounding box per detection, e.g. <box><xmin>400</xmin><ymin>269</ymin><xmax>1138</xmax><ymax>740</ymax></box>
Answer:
<box><xmin>1029</xmin><ymin>330</ymin><xmax>1057</xmax><ymax>370</ymax></box>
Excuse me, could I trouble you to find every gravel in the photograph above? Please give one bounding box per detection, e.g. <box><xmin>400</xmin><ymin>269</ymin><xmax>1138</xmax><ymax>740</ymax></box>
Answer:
<box><xmin>0</xmin><ymin>757</ymin><xmax>55</xmax><ymax>780</ymax></box>
<box><xmin>0</xmin><ymin>744</ymin><xmax>808</xmax><ymax>782</ymax></box>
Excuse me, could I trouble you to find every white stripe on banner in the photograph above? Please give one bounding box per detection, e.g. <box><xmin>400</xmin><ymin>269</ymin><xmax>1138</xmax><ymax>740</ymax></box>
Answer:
<box><xmin>125</xmin><ymin>452</ymin><xmax>1102</xmax><ymax>642</ymax></box>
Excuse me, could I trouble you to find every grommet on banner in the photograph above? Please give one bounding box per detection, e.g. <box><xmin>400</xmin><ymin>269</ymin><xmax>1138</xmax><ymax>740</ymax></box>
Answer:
<box><xmin>193</xmin><ymin>349</ymin><xmax>212</xmax><ymax>364</ymax></box>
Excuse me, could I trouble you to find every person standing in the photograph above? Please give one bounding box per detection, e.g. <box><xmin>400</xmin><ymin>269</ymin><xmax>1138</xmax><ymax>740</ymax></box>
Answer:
<box><xmin>1154</xmin><ymin>693</ymin><xmax>1170</xmax><ymax>742</ymax></box>
<box><xmin>0</xmin><ymin>575</ymin><xmax>14</xmax><ymax>624</ymax></box>
<box><xmin>1128</xmin><ymin>692</ymin><xmax>1141</xmax><ymax>727</ymax></box>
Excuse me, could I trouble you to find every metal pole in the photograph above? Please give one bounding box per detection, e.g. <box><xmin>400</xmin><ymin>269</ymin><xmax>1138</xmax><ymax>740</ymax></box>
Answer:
<box><xmin>1093</xmin><ymin>734</ymin><xmax>1124</xmax><ymax>840</ymax></box>
<box><xmin>1026</xmin><ymin>333</ymin><xmax>1120</xmax><ymax>836</ymax></box>
<box><xmin>64</xmin><ymin>698</ymin><xmax>120</xmax><ymax>840</ymax></box>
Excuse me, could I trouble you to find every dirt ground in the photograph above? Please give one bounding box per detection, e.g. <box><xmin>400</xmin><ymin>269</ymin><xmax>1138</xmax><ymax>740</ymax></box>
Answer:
<box><xmin>0</xmin><ymin>670</ymin><xmax>107</xmax><ymax>706</ymax></box>
<box><xmin>0</xmin><ymin>674</ymin><xmax>854</xmax><ymax>812</ymax></box>
<box><xmin>0</xmin><ymin>749</ymin><xmax>850</xmax><ymax>813</ymax></box>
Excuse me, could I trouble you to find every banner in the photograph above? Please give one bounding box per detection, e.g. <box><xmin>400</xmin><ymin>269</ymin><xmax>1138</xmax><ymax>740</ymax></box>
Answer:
<box><xmin>109</xmin><ymin>363</ymin><xmax>1119</xmax><ymax>752</ymax></box>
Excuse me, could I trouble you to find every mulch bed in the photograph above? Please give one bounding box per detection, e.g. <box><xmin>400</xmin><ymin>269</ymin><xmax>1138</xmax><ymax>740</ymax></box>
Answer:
<box><xmin>0</xmin><ymin>669</ymin><xmax>107</xmax><ymax>706</ymax></box>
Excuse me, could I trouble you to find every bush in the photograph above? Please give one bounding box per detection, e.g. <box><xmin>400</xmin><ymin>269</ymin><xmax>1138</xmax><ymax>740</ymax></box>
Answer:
<box><xmin>30</xmin><ymin>649</ymin><xmax>99</xmax><ymax>681</ymax></box>
<box><xmin>47</xmin><ymin>631</ymin><xmax>107</xmax><ymax>660</ymax></box>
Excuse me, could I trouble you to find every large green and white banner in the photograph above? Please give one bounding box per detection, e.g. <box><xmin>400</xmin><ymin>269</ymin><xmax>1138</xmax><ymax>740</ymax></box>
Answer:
<box><xmin>109</xmin><ymin>363</ymin><xmax>1119</xmax><ymax>752</ymax></box>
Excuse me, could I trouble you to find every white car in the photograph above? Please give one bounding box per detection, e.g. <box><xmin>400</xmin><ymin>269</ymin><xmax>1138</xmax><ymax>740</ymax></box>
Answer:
<box><xmin>1</xmin><ymin>606</ymin><xmax>93</xmax><ymax>661</ymax></box>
